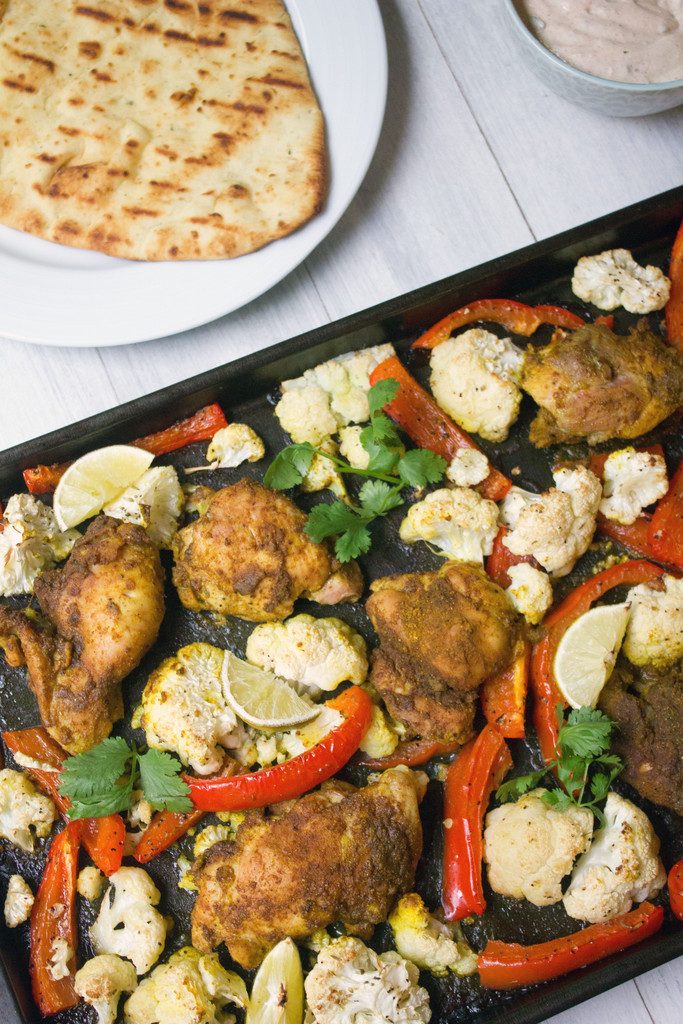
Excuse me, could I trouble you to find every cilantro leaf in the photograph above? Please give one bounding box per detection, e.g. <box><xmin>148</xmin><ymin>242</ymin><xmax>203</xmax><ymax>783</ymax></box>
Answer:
<box><xmin>540</xmin><ymin>789</ymin><xmax>576</xmax><ymax>813</ymax></box>
<box><xmin>138</xmin><ymin>749</ymin><xmax>193</xmax><ymax>813</ymax></box>
<box><xmin>263</xmin><ymin>443</ymin><xmax>315</xmax><ymax>490</ymax></box>
<box><xmin>359</xmin><ymin>430</ymin><xmax>401</xmax><ymax>476</ymax></box>
<box><xmin>368</xmin><ymin>378</ymin><xmax>399</xmax><ymax>417</ymax></box>
<box><xmin>358</xmin><ymin>480</ymin><xmax>404</xmax><ymax>517</ymax></box>
<box><xmin>304</xmin><ymin>501</ymin><xmax>367</xmax><ymax>544</ymax></box>
<box><xmin>367</xmin><ymin>413</ymin><xmax>401</xmax><ymax>447</ymax></box>
<box><xmin>496</xmin><ymin>769</ymin><xmax>546</xmax><ymax>804</ymax></box>
<box><xmin>397</xmin><ymin>449</ymin><xmax>447</xmax><ymax>489</ymax></box>
<box><xmin>67</xmin><ymin>787</ymin><xmax>134</xmax><ymax>821</ymax></box>
<box><xmin>60</xmin><ymin>737</ymin><xmax>132</xmax><ymax>803</ymax></box>
<box><xmin>335</xmin><ymin>524</ymin><xmax>373</xmax><ymax>562</ymax></box>
<box><xmin>559</xmin><ymin>707</ymin><xmax>614</xmax><ymax>759</ymax></box>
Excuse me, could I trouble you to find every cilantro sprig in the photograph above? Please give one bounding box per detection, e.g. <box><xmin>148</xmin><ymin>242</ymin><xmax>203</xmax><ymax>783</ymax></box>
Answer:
<box><xmin>59</xmin><ymin>737</ymin><xmax>192</xmax><ymax>820</ymax></box>
<box><xmin>496</xmin><ymin>706</ymin><xmax>623</xmax><ymax>824</ymax></box>
<box><xmin>264</xmin><ymin>379</ymin><xmax>447</xmax><ymax>562</ymax></box>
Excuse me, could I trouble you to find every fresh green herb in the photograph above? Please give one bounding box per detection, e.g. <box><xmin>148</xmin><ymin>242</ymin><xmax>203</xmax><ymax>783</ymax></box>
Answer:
<box><xmin>266</xmin><ymin>380</ymin><xmax>447</xmax><ymax>561</ymax></box>
<box><xmin>496</xmin><ymin>706</ymin><xmax>623</xmax><ymax>824</ymax></box>
<box><xmin>59</xmin><ymin>738</ymin><xmax>192</xmax><ymax>820</ymax></box>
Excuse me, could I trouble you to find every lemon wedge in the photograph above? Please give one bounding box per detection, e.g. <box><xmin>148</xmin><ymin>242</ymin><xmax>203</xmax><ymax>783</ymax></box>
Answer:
<box><xmin>246</xmin><ymin>938</ymin><xmax>304</xmax><ymax>1024</ymax></box>
<box><xmin>222</xmin><ymin>652</ymin><xmax>320</xmax><ymax>730</ymax></box>
<box><xmin>554</xmin><ymin>603</ymin><xmax>630</xmax><ymax>710</ymax></box>
<box><xmin>53</xmin><ymin>445</ymin><xmax>153</xmax><ymax>530</ymax></box>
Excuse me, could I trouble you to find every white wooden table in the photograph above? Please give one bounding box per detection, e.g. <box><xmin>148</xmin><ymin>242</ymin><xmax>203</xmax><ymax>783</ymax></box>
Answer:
<box><xmin>1</xmin><ymin>1</ymin><xmax>681</xmax><ymax>1020</ymax></box>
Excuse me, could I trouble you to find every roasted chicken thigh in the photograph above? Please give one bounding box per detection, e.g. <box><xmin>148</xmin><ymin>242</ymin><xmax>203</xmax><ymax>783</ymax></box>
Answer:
<box><xmin>0</xmin><ymin>516</ymin><xmax>164</xmax><ymax>754</ymax></box>
<box><xmin>172</xmin><ymin>479</ymin><xmax>362</xmax><ymax>622</ymax></box>
<box><xmin>191</xmin><ymin>768</ymin><xmax>425</xmax><ymax>968</ymax></box>
<box><xmin>366</xmin><ymin>563</ymin><xmax>518</xmax><ymax>742</ymax></box>
<box><xmin>522</xmin><ymin>322</ymin><xmax>683</xmax><ymax>447</ymax></box>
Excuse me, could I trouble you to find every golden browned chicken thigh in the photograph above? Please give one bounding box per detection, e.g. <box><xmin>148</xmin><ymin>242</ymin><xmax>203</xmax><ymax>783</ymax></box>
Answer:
<box><xmin>0</xmin><ymin>516</ymin><xmax>164</xmax><ymax>753</ymax></box>
<box><xmin>522</xmin><ymin>321</ymin><xmax>683</xmax><ymax>447</ymax></box>
<box><xmin>191</xmin><ymin>768</ymin><xmax>425</xmax><ymax>968</ymax></box>
<box><xmin>172</xmin><ymin>479</ymin><xmax>362</xmax><ymax>622</ymax></box>
<box><xmin>366</xmin><ymin>563</ymin><xmax>517</xmax><ymax>742</ymax></box>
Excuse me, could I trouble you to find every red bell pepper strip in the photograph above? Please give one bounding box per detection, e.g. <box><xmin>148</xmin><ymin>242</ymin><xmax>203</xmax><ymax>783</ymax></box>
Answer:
<box><xmin>3</xmin><ymin>727</ymin><xmax>124</xmax><ymax>875</ymax></box>
<box><xmin>187</xmin><ymin>686</ymin><xmax>373</xmax><ymax>812</ymax></box>
<box><xmin>481</xmin><ymin>638</ymin><xmax>530</xmax><ymax>740</ymax></box>
<box><xmin>30</xmin><ymin>821</ymin><xmax>83</xmax><ymax>1016</ymax></box>
<box><xmin>411</xmin><ymin>299</ymin><xmax>586</xmax><ymax>350</ymax></box>
<box><xmin>442</xmin><ymin>725</ymin><xmax>513</xmax><ymax>921</ymax></box>
<box><xmin>531</xmin><ymin>560</ymin><xmax>667</xmax><ymax>765</ymax></box>
<box><xmin>648</xmin><ymin>461</ymin><xmax>683</xmax><ymax>569</ymax></box>
<box><xmin>665</xmin><ymin>218</ymin><xmax>683</xmax><ymax>354</ymax></box>
<box><xmin>595</xmin><ymin>314</ymin><xmax>615</xmax><ymax>329</ymax></box>
<box><xmin>22</xmin><ymin>402</ymin><xmax>228</xmax><ymax>495</ymax></box>
<box><xmin>668</xmin><ymin>860</ymin><xmax>683</xmax><ymax>921</ymax></box>
<box><xmin>134</xmin><ymin>807</ymin><xmax>206</xmax><ymax>864</ymax></box>
<box><xmin>355</xmin><ymin>737</ymin><xmax>460</xmax><ymax>770</ymax></box>
<box><xmin>368</xmin><ymin>356</ymin><xmax>511</xmax><ymax>502</ymax></box>
<box><xmin>486</xmin><ymin>526</ymin><xmax>539</xmax><ymax>588</ymax></box>
<box><xmin>477</xmin><ymin>902</ymin><xmax>664</xmax><ymax>989</ymax></box>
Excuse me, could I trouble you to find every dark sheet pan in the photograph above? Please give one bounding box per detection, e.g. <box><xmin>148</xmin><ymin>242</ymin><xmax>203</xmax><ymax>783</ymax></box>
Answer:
<box><xmin>1</xmin><ymin>186</ymin><xmax>682</xmax><ymax>1024</ymax></box>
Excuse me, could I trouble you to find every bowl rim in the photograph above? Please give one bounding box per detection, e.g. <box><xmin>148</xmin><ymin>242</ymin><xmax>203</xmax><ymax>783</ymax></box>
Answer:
<box><xmin>504</xmin><ymin>0</ymin><xmax>683</xmax><ymax>91</ymax></box>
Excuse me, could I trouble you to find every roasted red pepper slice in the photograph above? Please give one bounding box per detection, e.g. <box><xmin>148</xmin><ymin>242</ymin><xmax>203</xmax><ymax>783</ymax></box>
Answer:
<box><xmin>668</xmin><ymin>860</ymin><xmax>683</xmax><ymax>921</ymax></box>
<box><xmin>477</xmin><ymin>902</ymin><xmax>664</xmax><ymax>989</ymax></box>
<box><xmin>486</xmin><ymin>526</ymin><xmax>539</xmax><ymax>588</ymax></box>
<box><xmin>134</xmin><ymin>807</ymin><xmax>206</xmax><ymax>864</ymax></box>
<box><xmin>187</xmin><ymin>686</ymin><xmax>373</xmax><ymax>813</ymax></box>
<box><xmin>369</xmin><ymin>356</ymin><xmax>511</xmax><ymax>502</ymax></box>
<box><xmin>3</xmin><ymin>727</ymin><xmax>124</xmax><ymax>875</ymax></box>
<box><xmin>648</xmin><ymin>461</ymin><xmax>683</xmax><ymax>569</ymax></box>
<box><xmin>442</xmin><ymin>725</ymin><xmax>512</xmax><ymax>921</ymax></box>
<box><xmin>355</xmin><ymin>737</ymin><xmax>460</xmax><ymax>770</ymax></box>
<box><xmin>30</xmin><ymin>822</ymin><xmax>82</xmax><ymax>1016</ymax></box>
<box><xmin>531</xmin><ymin>560</ymin><xmax>667</xmax><ymax>764</ymax></box>
<box><xmin>666</xmin><ymin>218</ymin><xmax>683</xmax><ymax>354</ymax></box>
<box><xmin>481</xmin><ymin>638</ymin><xmax>530</xmax><ymax>740</ymax></box>
<box><xmin>411</xmin><ymin>299</ymin><xmax>586</xmax><ymax>350</ymax></box>
<box><xmin>22</xmin><ymin>402</ymin><xmax>228</xmax><ymax>494</ymax></box>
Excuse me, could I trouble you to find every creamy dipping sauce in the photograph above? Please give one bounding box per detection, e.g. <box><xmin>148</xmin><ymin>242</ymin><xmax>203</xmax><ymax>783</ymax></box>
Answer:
<box><xmin>521</xmin><ymin>0</ymin><xmax>683</xmax><ymax>83</ymax></box>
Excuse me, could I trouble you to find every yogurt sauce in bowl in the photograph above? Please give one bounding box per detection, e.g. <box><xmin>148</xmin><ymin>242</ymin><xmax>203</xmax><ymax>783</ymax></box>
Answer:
<box><xmin>522</xmin><ymin>0</ymin><xmax>683</xmax><ymax>83</ymax></box>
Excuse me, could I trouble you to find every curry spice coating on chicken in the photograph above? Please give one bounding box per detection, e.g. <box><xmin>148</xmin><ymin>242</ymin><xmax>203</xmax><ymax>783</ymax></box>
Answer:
<box><xmin>172</xmin><ymin>479</ymin><xmax>362</xmax><ymax>623</ymax></box>
<box><xmin>0</xmin><ymin>516</ymin><xmax>164</xmax><ymax>754</ymax></box>
<box><xmin>599</xmin><ymin>662</ymin><xmax>683</xmax><ymax>817</ymax></box>
<box><xmin>522</xmin><ymin>321</ymin><xmax>683</xmax><ymax>447</ymax></box>
<box><xmin>366</xmin><ymin>563</ymin><xmax>518</xmax><ymax>743</ymax></box>
<box><xmin>191</xmin><ymin>768</ymin><xmax>425</xmax><ymax>968</ymax></box>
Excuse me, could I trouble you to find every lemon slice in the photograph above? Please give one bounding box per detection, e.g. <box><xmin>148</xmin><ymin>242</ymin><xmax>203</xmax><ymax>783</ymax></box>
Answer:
<box><xmin>53</xmin><ymin>445</ymin><xmax>154</xmax><ymax>530</ymax></box>
<box><xmin>246</xmin><ymin>938</ymin><xmax>304</xmax><ymax>1024</ymax></box>
<box><xmin>554</xmin><ymin>603</ymin><xmax>630</xmax><ymax>709</ymax></box>
<box><xmin>222</xmin><ymin>652</ymin><xmax>320</xmax><ymax>730</ymax></box>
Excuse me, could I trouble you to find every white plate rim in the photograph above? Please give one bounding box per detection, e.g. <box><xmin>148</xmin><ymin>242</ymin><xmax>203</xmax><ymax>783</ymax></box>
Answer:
<box><xmin>0</xmin><ymin>0</ymin><xmax>387</xmax><ymax>348</ymax></box>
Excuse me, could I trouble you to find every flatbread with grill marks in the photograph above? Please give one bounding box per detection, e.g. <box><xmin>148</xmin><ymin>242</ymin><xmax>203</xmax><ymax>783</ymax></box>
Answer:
<box><xmin>0</xmin><ymin>0</ymin><xmax>326</xmax><ymax>260</ymax></box>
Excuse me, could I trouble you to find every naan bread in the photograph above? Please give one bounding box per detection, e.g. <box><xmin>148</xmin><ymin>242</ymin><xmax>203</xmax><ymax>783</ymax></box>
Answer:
<box><xmin>0</xmin><ymin>0</ymin><xmax>325</xmax><ymax>260</ymax></box>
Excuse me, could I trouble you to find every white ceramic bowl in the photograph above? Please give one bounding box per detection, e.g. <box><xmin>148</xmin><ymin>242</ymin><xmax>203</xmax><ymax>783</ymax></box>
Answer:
<box><xmin>504</xmin><ymin>0</ymin><xmax>683</xmax><ymax>117</ymax></box>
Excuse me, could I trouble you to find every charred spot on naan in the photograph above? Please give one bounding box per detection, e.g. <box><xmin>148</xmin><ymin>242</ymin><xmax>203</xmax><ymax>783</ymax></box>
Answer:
<box><xmin>0</xmin><ymin>0</ymin><xmax>326</xmax><ymax>260</ymax></box>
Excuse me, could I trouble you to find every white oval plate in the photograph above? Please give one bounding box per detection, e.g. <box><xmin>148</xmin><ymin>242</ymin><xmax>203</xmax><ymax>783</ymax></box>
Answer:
<box><xmin>0</xmin><ymin>0</ymin><xmax>386</xmax><ymax>348</ymax></box>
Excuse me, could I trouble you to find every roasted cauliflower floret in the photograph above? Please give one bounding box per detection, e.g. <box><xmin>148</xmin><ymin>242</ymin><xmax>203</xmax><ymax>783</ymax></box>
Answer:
<box><xmin>622</xmin><ymin>575</ymin><xmax>683</xmax><ymax>668</ymax></box>
<box><xmin>300</xmin><ymin>439</ymin><xmax>348</xmax><ymax>500</ymax></box>
<box><xmin>338</xmin><ymin>425</ymin><xmax>370</xmax><ymax>469</ymax></box>
<box><xmin>358</xmin><ymin>704</ymin><xmax>400</xmax><ymax>759</ymax></box>
<box><xmin>90</xmin><ymin>867</ymin><xmax>169</xmax><ymax>975</ymax></box>
<box><xmin>234</xmin><ymin>705</ymin><xmax>344</xmax><ymax>769</ymax></box>
<box><xmin>599</xmin><ymin>448</ymin><xmax>668</xmax><ymax>526</ymax></box>
<box><xmin>123</xmin><ymin>946</ymin><xmax>247</xmax><ymax>1024</ymax></box>
<box><xmin>445</xmin><ymin>448</ymin><xmax>489</xmax><ymax>487</ymax></box>
<box><xmin>139</xmin><ymin>643</ymin><xmax>244</xmax><ymax>776</ymax></box>
<box><xmin>4</xmin><ymin>874</ymin><xmax>33</xmax><ymax>927</ymax></box>
<box><xmin>246</xmin><ymin>614</ymin><xmax>368</xmax><ymax>694</ymax></box>
<box><xmin>399</xmin><ymin>487</ymin><xmax>499</xmax><ymax>562</ymax></box>
<box><xmin>505</xmin><ymin>563</ymin><xmax>553</xmax><ymax>625</ymax></box>
<box><xmin>501</xmin><ymin>466</ymin><xmax>601</xmax><ymax>577</ymax></box>
<box><xmin>572</xmin><ymin>249</ymin><xmax>670</xmax><ymax>314</ymax></box>
<box><xmin>389</xmin><ymin>893</ymin><xmax>476</xmax><ymax>978</ymax></box>
<box><xmin>563</xmin><ymin>793</ymin><xmax>666</xmax><ymax>924</ymax></box>
<box><xmin>483</xmin><ymin>789</ymin><xmax>593</xmax><ymax>907</ymax></box>
<box><xmin>430</xmin><ymin>329</ymin><xmax>524</xmax><ymax>442</ymax></box>
<box><xmin>104</xmin><ymin>466</ymin><xmax>184</xmax><ymax>548</ymax></box>
<box><xmin>48</xmin><ymin>938</ymin><xmax>73</xmax><ymax>981</ymax></box>
<box><xmin>78</xmin><ymin>866</ymin><xmax>106</xmax><ymax>902</ymax></box>
<box><xmin>203</xmin><ymin>423</ymin><xmax>265</xmax><ymax>470</ymax></box>
<box><xmin>0</xmin><ymin>494</ymin><xmax>79</xmax><ymax>597</ymax></box>
<box><xmin>276</xmin><ymin>344</ymin><xmax>395</xmax><ymax>444</ymax></box>
<box><xmin>304</xmin><ymin>936</ymin><xmax>431</xmax><ymax>1024</ymax></box>
<box><xmin>0</xmin><ymin>769</ymin><xmax>56</xmax><ymax>852</ymax></box>
<box><xmin>74</xmin><ymin>955</ymin><xmax>138</xmax><ymax>1024</ymax></box>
